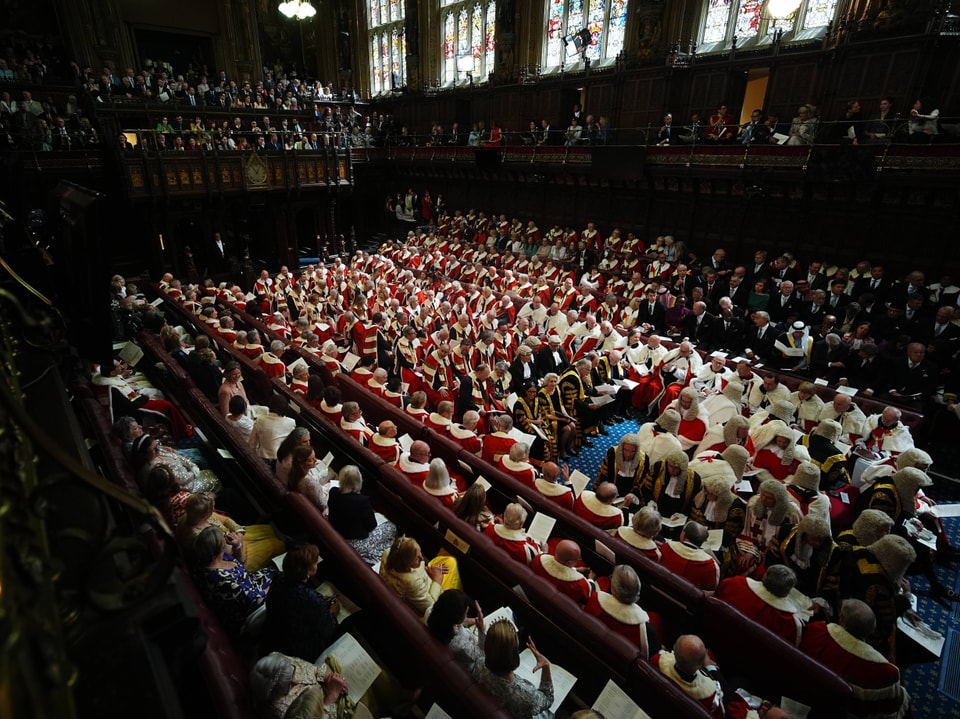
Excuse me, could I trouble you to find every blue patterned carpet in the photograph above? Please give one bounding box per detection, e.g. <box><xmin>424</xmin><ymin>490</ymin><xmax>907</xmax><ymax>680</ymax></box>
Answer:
<box><xmin>565</xmin><ymin>417</ymin><xmax>960</xmax><ymax>719</ymax></box>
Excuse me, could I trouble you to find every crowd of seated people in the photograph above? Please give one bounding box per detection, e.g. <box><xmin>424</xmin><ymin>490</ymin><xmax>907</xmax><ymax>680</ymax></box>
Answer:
<box><xmin>107</xmin><ymin>192</ymin><xmax>960</xmax><ymax>717</ymax></box>
<box><xmin>0</xmin><ymin>88</ymin><xmax>95</xmax><ymax>150</ymax></box>
<box><xmin>657</xmin><ymin>96</ymin><xmax>951</xmax><ymax>146</ymax></box>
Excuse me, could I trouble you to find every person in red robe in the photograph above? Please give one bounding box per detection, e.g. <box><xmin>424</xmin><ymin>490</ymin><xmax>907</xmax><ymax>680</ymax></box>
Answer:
<box><xmin>659</xmin><ymin>521</ymin><xmax>721</xmax><ymax>593</ymax></box>
<box><xmin>715</xmin><ymin>565</ymin><xmax>810</xmax><ymax>646</ymax></box>
<box><xmin>535</xmin><ymin>462</ymin><xmax>574</xmax><ymax>510</ymax></box>
<box><xmin>531</xmin><ymin>540</ymin><xmax>598</xmax><ymax>605</ymax></box>
<box><xmin>584</xmin><ymin>564</ymin><xmax>661</xmax><ymax>660</ymax></box>
<box><xmin>395</xmin><ymin>441</ymin><xmax>432</xmax><ymax>488</ymax></box>
<box><xmin>573</xmin><ymin>482</ymin><xmax>623</xmax><ymax>531</ymax></box>
<box><xmin>369</xmin><ymin>420</ymin><xmax>402</xmax><ymax>464</ymax></box>
<box><xmin>799</xmin><ymin>599</ymin><xmax>910</xmax><ymax>719</ymax></box>
<box><xmin>483</xmin><ymin>503</ymin><xmax>542</xmax><ymax>564</ymax></box>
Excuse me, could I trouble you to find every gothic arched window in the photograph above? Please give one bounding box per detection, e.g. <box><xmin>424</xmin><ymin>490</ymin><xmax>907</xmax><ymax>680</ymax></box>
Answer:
<box><xmin>544</xmin><ymin>0</ymin><xmax>629</xmax><ymax>70</ymax></box>
<box><xmin>698</xmin><ymin>0</ymin><xmax>839</xmax><ymax>50</ymax></box>
<box><xmin>442</xmin><ymin>0</ymin><xmax>496</xmax><ymax>85</ymax></box>
<box><xmin>369</xmin><ymin>0</ymin><xmax>406</xmax><ymax>95</ymax></box>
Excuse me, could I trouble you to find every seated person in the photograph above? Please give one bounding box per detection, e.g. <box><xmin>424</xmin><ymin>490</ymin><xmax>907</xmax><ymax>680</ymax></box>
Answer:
<box><xmin>396</xmin><ymin>440</ymin><xmax>432</xmax><ymax>488</ymax></box>
<box><xmin>481</xmin><ymin>414</ymin><xmax>518</xmax><ymax>464</ymax></box>
<box><xmin>328</xmin><ymin>465</ymin><xmax>397</xmax><ymax>565</ymax></box>
<box><xmin>249</xmin><ymin>652</ymin><xmax>349</xmax><ymax>719</ymax></box>
<box><xmin>339</xmin><ymin>401</ymin><xmax>375</xmax><ymax>445</ymax></box>
<box><xmin>799</xmin><ymin>599</ymin><xmax>910</xmax><ymax>719</ymax></box>
<box><xmin>660</xmin><ymin>521</ymin><xmax>721</xmax><ymax>593</ymax></box>
<box><xmin>483</xmin><ymin>502</ymin><xmax>543</xmax><ymax>564</ymax></box>
<box><xmin>630</xmin><ymin>450</ymin><xmax>702</xmax><ymax>521</ymax></box>
<box><xmin>597</xmin><ymin>433</ymin><xmax>649</xmax><ymax>499</ymax></box>
<box><xmin>585</xmin><ymin>564</ymin><xmax>661</xmax><ymax>659</ymax></box>
<box><xmin>426</xmin><ymin>589</ymin><xmax>487</xmax><ymax>670</ymax></box>
<box><xmin>261</xmin><ymin>544</ymin><xmax>343</xmax><ymax>661</ymax></box>
<box><xmin>715</xmin><ymin>565</ymin><xmax>811</xmax><ymax>646</ymax></box>
<box><xmin>380</xmin><ymin>535</ymin><xmax>460</xmax><ymax>618</ymax></box>
<box><xmin>426</xmin><ymin>400</ymin><xmax>455</xmax><ymax>434</ymax></box>
<box><xmin>535</xmin><ymin>461</ymin><xmax>574</xmax><ymax>510</ymax></box>
<box><xmin>574</xmin><ymin>481</ymin><xmax>624</xmax><ymax>531</ymax></box>
<box><xmin>192</xmin><ymin>526</ymin><xmax>276</xmax><ymax>636</ymax></box>
<box><xmin>472</xmin><ymin>621</ymin><xmax>554</xmax><ymax>719</ymax></box>
<box><xmin>652</xmin><ymin>635</ymin><xmax>724</xmax><ymax>719</ymax></box>
<box><xmin>370</xmin><ymin>420</ymin><xmax>402</xmax><ymax>463</ymax></box>
<box><xmin>499</xmin><ymin>442</ymin><xmax>538</xmax><ymax>488</ymax></box>
<box><xmin>531</xmin><ymin>539</ymin><xmax>598</xmax><ymax>605</ymax></box>
<box><xmin>450</xmin><ymin>410</ymin><xmax>483</xmax><ymax>455</ymax></box>
<box><xmin>423</xmin><ymin>457</ymin><xmax>460</xmax><ymax>507</ymax></box>
<box><xmin>615</xmin><ymin>506</ymin><xmax>663</xmax><ymax>560</ymax></box>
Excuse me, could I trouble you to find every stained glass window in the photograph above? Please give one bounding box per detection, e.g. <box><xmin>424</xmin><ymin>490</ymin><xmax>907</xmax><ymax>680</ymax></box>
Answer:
<box><xmin>606</xmin><ymin>0</ymin><xmax>628</xmax><ymax>58</ymax></box>
<box><xmin>368</xmin><ymin>0</ymin><xmax>405</xmax><ymax>95</ymax></box>
<box><xmin>700</xmin><ymin>0</ymin><xmax>839</xmax><ymax>47</ymax></box>
<box><xmin>702</xmin><ymin>0</ymin><xmax>732</xmax><ymax>43</ymax></box>
<box><xmin>767</xmin><ymin>14</ymin><xmax>794</xmax><ymax>34</ymax></box>
<box><xmin>541</xmin><ymin>0</ymin><xmax>630</xmax><ymax>69</ymax></box>
<box><xmin>803</xmin><ymin>0</ymin><xmax>838</xmax><ymax>28</ymax></box>
<box><xmin>441</xmin><ymin>1</ymin><xmax>497</xmax><ymax>84</ymax></box>
<box><xmin>735</xmin><ymin>0</ymin><xmax>762</xmax><ymax>38</ymax></box>
<box><xmin>546</xmin><ymin>0</ymin><xmax>565</xmax><ymax>67</ymax></box>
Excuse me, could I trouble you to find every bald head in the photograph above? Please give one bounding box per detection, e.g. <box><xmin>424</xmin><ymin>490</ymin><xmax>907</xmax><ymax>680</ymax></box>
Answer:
<box><xmin>595</xmin><ymin>482</ymin><xmax>619</xmax><ymax>504</ymax></box>
<box><xmin>673</xmin><ymin>634</ymin><xmax>708</xmax><ymax>676</ymax></box>
<box><xmin>555</xmin><ymin>540</ymin><xmax>582</xmax><ymax>566</ymax></box>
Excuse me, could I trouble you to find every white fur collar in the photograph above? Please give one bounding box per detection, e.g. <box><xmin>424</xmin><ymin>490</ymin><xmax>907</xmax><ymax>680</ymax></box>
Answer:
<box><xmin>493</xmin><ymin>525</ymin><xmax>532</xmax><ymax>542</ymax></box>
<box><xmin>450</xmin><ymin>424</ymin><xmax>477</xmax><ymax>440</ymax></box>
<box><xmin>540</xmin><ymin>555</ymin><xmax>583</xmax><ymax>582</ymax></box>
<box><xmin>428</xmin><ymin>413</ymin><xmax>452</xmax><ymax>427</ymax></box>
<box><xmin>580</xmin><ymin>491</ymin><xmax>622</xmax><ymax>518</ymax></box>
<box><xmin>746</xmin><ymin>577</ymin><xmax>803</xmax><ymax>614</ymax></box>
<box><xmin>825</xmin><ymin>623</ymin><xmax>889</xmax><ymax>663</ymax></box>
<box><xmin>535</xmin><ymin>479</ymin><xmax>571</xmax><ymax>497</ymax></box>
<box><xmin>501</xmin><ymin>456</ymin><xmax>534</xmax><ymax>473</ymax></box>
<box><xmin>596</xmin><ymin>592</ymin><xmax>649</xmax><ymax>624</ymax></box>
<box><xmin>655</xmin><ymin>653</ymin><xmax>717</xmax><ymax>700</ymax></box>
<box><xmin>666</xmin><ymin>540</ymin><xmax>714</xmax><ymax>563</ymax></box>
<box><xmin>424</xmin><ymin>483</ymin><xmax>457</xmax><ymax>497</ymax></box>
<box><xmin>397</xmin><ymin>454</ymin><xmax>430</xmax><ymax>473</ymax></box>
<box><xmin>617</xmin><ymin>528</ymin><xmax>660</xmax><ymax>553</ymax></box>
<box><xmin>371</xmin><ymin>433</ymin><xmax>398</xmax><ymax>448</ymax></box>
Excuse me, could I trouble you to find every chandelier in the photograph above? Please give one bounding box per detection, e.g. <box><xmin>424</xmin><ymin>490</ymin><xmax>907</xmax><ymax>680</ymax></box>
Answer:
<box><xmin>278</xmin><ymin>0</ymin><xmax>317</xmax><ymax>19</ymax></box>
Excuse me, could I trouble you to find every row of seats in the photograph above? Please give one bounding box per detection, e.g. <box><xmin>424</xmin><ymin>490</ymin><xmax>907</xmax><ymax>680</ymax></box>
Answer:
<box><xmin>207</xmin><ymin>290</ymin><xmax>854</xmax><ymax>715</ymax></box>
<box><xmin>144</xmin><ymin>286</ymin><xmax>716</xmax><ymax>716</ymax></box>
<box><xmin>136</xmin><ymin>327</ymin><xmax>515</xmax><ymax>718</ymax></box>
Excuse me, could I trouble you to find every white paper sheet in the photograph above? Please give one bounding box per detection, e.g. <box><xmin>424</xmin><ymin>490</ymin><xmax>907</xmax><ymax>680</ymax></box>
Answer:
<box><xmin>315</xmin><ymin>633</ymin><xmax>381</xmax><ymax>703</ymax></box>
<box><xmin>527</xmin><ymin>512</ymin><xmax>556</xmax><ymax>546</ymax></box>
<box><xmin>341</xmin><ymin>351</ymin><xmax>361</xmax><ymax>372</ymax></box>
<box><xmin>592</xmin><ymin>679</ymin><xmax>651</xmax><ymax>719</ymax></box>
<box><xmin>569</xmin><ymin>469</ymin><xmax>591</xmax><ymax>498</ymax></box>
<box><xmin>516</xmin><ymin>649</ymin><xmax>576</xmax><ymax>714</ymax></box>
<box><xmin>703</xmin><ymin>529</ymin><xmax>724</xmax><ymax>552</ymax></box>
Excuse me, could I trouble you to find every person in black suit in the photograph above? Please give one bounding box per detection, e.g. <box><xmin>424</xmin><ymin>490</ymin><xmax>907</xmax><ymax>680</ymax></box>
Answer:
<box><xmin>744</xmin><ymin>311</ymin><xmax>777</xmax><ymax>363</ymax></box>
<box><xmin>656</xmin><ymin>113</ymin><xmax>675</xmax><ymax>145</ymax></box>
<box><xmin>881</xmin><ymin>343</ymin><xmax>938</xmax><ymax>409</ymax></box>
<box><xmin>637</xmin><ymin>288</ymin><xmax>666</xmax><ymax>334</ymax></box>
<box><xmin>744</xmin><ymin>250</ymin><xmax>771</xmax><ymax>287</ymax></box>
<box><xmin>682</xmin><ymin>301</ymin><xmax>715</xmax><ymax>347</ymax></box>
<box><xmin>801</xmin><ymin>261</ymin><xmax>830</xmax><ymax>293</ymax></box>
<box><xmin>770</xmin><ymin>255</ymin><xmax>800</xmax><ymax>287</ymax></box>
<box><xmin>669</xmin><ymin>264</ymin><xmax>698</xmax><ymax>300</ymax></box>
<box><xmin>723</xmin><ymin>274</ymin><xmax>750</xmax><ymax>313</ymax></box>
<box><xmin>921</xmin><ymin>306</ymin><xmax>960</xmax><ymax>362</ymax></box>
<box><xmin>509</xmin><ymin>345</ymin><xmax>541</xmax><ymax>393</ymax></box>
<box><xmin>825</xmin><ymin>279</ymin><xmax>851</xmax><ymax>313</ymax></box>
<box><xmin>903</xmin><ymin>295</ymin><xmax>934</xmax><ymax>339</ymax></box>
<box><xmin>846</xmin><ymin>342</ymin><xmax>884</xmax><ymax>393</ymax></box>
<box><xmin>705</xmin><ymin>248</ymin><xmax>732</xmax><ymax>281</ymax></box>
<box><xmin>886</xmin><ymin>271</ymin><xmax>929</xmax><ymax>311</ymax></box>
<box><xmin>536</xmin><ymin>335</ymin><xmax>570</xmax><ymax>376</ymax></box>
<box><xmin>767</xmin><ymin>280</ymin><xmax>804</xmax><ymax>328</ymax></box>
<box><xmin>573</xmin><ymin>240</ymin><xmax>598</xmax><ymax>280</ymax></box>
<box><xmin>711</xmin><ymin>306</ymin><xmax>745</xmax><ymax>354</ymax></box>
<box><xmin>851</xmin><ymin>265</ymin><xmax>893</xmax><ymax>306</ymax></box>
<box><xmin>801</xmin><ymin>290</ymin><xmax>830</xmax><ymax>327</ymax></box>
